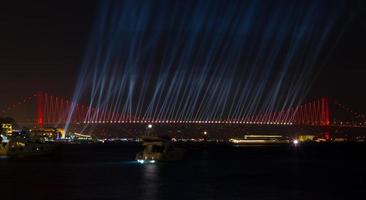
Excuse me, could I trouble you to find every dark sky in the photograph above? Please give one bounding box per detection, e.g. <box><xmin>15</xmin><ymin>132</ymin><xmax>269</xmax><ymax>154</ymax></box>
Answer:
<box><xmin>312</xmin><ymin>2</ymin><xmax>366</xmax><ymax>111</ymax></box>
<box><xmin>0</xmin><ymin>1</ymin><xmax>95</xmax><ymax>102</ymax></box>
<box><xmin>0</xmin><ymin>0</ymin><xmax>366</xmax><ymax>113</ymax></box>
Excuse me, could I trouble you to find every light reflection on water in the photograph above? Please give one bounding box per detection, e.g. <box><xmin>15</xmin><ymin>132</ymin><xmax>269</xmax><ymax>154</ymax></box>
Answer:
<box><xmin>141</xmin><ymin>163</ymin><xmax>159</xmax><ymax>200</ymax></box>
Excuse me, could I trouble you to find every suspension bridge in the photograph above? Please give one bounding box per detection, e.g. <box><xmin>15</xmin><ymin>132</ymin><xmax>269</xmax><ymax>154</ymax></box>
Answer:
<box><xmin>2</xmin><ymin>92</ymin><xmax>365</xmax><ymax>130</ymax></box>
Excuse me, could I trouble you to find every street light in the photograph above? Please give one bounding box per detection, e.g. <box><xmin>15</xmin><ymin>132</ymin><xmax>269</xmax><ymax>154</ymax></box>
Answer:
<box><xmin>148</xmin><ymin>124</ymin><xmax>153</xmax><ymax>129</ymax></box>
<box><xmin>203</xmin><ymin>131</ymin><xmax>207</xmax><ymax>135</ymax></box>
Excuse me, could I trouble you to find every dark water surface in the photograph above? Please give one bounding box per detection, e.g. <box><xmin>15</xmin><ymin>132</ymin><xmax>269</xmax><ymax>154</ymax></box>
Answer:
<box><xmin>1</xmin><ymin>143</ymin><xmax>365</xmax><ymax>200</ymax></box>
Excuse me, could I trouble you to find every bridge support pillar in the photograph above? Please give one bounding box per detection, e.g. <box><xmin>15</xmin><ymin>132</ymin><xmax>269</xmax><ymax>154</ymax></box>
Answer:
<box><xmin>323</xmin><ymin>97</ymin><xmax>330</xmax><ymax>141</ymax></box>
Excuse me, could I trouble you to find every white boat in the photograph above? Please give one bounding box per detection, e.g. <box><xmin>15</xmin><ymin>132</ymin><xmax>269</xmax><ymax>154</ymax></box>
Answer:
<box><xmin>229</xmin><ymin>134</ymin><xmax>290</xmax><ymax>144</ymax></box>
<box><xmin>0</xmin><ymin>134</ymin><xmax>54</xmax><ymax>157</ymax></box>
<box><xmin>135</xmin><ymin>136</ymin><xmax>184</xmax><ymax>163</ymax></box>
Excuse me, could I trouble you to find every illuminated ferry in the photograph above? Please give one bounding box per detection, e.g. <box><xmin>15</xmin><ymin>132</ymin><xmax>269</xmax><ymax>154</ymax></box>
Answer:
<box><xmin>229</xmin><ymin>134</ymin><xmax>290</xmax><ymax>144</ymax></box>
<box><xmin>0</xmin><ymin>134</ymin><xmax>54</xmax><ymax>157</ymax></box>
<box><xmin>136</xmin><ymin>136</ymin><xmax>184</xmax><ymax>163</ymax></box>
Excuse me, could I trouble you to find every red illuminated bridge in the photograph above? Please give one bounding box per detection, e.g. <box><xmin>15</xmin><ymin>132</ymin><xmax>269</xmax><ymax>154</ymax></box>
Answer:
<box><xmin>1</xmin><ymin>92</ymin><xmax>365</xmax><ymax>130</ymax></box>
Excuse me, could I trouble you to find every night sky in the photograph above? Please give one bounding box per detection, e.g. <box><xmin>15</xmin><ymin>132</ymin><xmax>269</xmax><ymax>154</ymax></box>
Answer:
<box><xmin>1</xmin><ymin>0</ymin><xmax>366</xmax><ymax>115</ymax></box>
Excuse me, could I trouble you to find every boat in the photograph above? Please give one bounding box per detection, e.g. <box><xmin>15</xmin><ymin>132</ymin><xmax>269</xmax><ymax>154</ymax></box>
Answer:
<box><xmin>0</xmin><ymin>134</ymin><xmax>54</xmax><ymax>157</ymax></box>
<box><xmin>229</xmin><ymin>134</ymin><xmax>290</xmax><ymax>144</ymax></box>
<box><xmin>135</xmin><ymin>136</ymin><xmax>184</xmax><ymax>163</ymax></box>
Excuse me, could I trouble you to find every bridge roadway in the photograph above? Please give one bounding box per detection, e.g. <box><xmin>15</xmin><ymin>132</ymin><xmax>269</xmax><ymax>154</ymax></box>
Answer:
<box><xmin>23</xmin><ymin>122</ymin><xmax>366</xmax><ymax>139</ymax></box>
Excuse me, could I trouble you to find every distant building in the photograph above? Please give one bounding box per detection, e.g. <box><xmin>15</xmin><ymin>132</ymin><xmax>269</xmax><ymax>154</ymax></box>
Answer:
<box><xmin>30</xmin><ymin>127</ymin><xmax>64</xmax><ymax>140</ymax></box>
<box><xmin>298</xmin><ymin>135</ymin><xmax>315</xmax><ymax>142</ymax></box>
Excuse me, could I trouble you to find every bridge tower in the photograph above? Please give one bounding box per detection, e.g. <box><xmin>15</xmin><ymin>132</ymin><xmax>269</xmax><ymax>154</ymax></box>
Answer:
<box><xmin>37</xmin><ymin>91</ymin><xmax>43</xmax><ymax>128</ymax></box>
<box><xmin>322</xmin><ymin>97</ymin><xmax>330</xmax><ymax>141</ymax></box>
